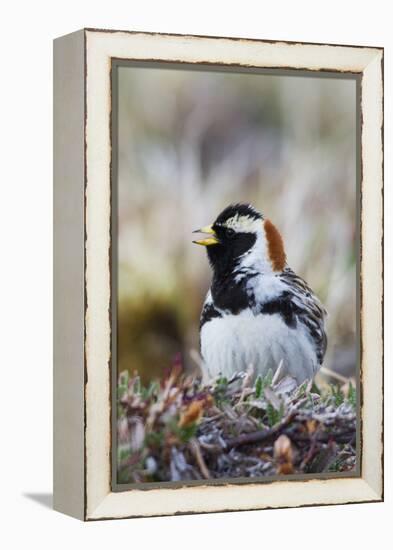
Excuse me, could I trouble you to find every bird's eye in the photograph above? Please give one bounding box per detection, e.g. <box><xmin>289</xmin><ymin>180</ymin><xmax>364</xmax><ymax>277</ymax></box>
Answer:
<box><xmin>226</xmin><ymin>228</ymin><xmax>235</xmax><ymax>238</ymax></box>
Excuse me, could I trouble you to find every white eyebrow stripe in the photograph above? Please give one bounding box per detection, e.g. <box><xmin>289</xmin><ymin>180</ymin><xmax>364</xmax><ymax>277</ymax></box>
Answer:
<box><xmin>224</xmin><ymin>215</ymin><xmax>261</xmax><ymax>232</ymax></box>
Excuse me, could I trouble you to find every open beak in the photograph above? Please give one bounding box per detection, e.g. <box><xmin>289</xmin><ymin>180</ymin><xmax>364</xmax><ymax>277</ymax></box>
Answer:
<box><xmin>192</xmin><ymin>224</ymin><xmax>219</xmax><ymax>246</ymax></box>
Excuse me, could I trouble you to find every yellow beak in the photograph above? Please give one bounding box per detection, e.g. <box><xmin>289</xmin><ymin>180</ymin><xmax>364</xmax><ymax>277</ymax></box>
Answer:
<box><xmin>192</xmin><ymin>224</ymin><xmax>219</xmax><ymax>246</ymax></box>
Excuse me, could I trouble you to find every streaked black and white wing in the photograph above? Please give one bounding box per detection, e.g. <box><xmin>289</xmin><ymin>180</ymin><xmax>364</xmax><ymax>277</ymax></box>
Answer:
<box><xmin>280</xmin><ymin>267</ymin><xmax>327</xmax><ymax>365</ymax></box>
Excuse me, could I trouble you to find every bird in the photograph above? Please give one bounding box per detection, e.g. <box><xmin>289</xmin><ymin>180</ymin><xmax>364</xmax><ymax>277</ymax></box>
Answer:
<box><xmin>192</xmin><ymin>203</ymin><xmax>327</xmax><ymax>384</ymax></box>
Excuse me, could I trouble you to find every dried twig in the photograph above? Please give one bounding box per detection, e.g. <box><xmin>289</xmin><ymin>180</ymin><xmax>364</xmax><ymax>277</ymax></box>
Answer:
<box><xmin>226</xmin><ymin>410</ymin><xmax>297</xmax><ymax>450</ymax></box>
<box><xmin>189</xmin><ymin>438</ymin><xmax>211</xmax><ymax>479</ymax></box>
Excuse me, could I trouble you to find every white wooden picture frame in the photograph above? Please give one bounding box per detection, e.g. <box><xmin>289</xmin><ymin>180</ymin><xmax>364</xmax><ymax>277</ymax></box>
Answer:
<box><xmin>53</xmin><ymin>28</ymin><xmax>383</xmax><ymax>521</ymax></box>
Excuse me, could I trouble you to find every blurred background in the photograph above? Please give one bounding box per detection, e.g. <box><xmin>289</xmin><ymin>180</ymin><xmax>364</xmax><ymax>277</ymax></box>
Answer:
<box><xmin>116</xmin><ymin>65</ymin><xmax>357</xmax><ymax>384</ymax></box>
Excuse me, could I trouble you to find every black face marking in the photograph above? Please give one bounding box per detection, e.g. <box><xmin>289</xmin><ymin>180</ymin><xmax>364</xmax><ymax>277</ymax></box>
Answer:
<box><xmin>202</xmin><ymin>204</ymin><xmax>262</xmax><ymax>315</ymax></box>
<box><xmin>201</xmin><ymin>204</ymin><xmax>262</xmax><ymax>279</ymax></box>
<box><xmin>207</xmin><ymin>231</ymin><xmax>257</xmax><ymax>281</ymax></box>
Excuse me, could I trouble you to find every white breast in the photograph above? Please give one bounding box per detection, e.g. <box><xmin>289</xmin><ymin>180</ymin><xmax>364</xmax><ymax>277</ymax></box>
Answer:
<box><xmin>200</xmin><ymin>309</ymin><xmax>318</xmax><ymax>384</ymax></box>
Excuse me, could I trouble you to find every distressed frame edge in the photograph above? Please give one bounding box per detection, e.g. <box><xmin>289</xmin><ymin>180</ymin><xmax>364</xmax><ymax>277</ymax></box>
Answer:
<box><xmin>358</xmin><ymin>48</ymin><xmax>384</xmax><ymax>499</ymax></box>
<box><xmin>88</xmin><ymin>481</ymin><xmax>381</xmax><ymax>521</ymax></box>
<box><xmin>84</xmin><ymin>26</ymin><xmax>384</xmax><ymax>53</ymax></box>
<box><xmin>81</xmin><ymin>29</ymin><xmax>383</xmax><ymax>521</ymax></box>
<box><xmin>53</xmin><ymin>29</ymin><xmax>86</xmax><ymax>520</ymax></box>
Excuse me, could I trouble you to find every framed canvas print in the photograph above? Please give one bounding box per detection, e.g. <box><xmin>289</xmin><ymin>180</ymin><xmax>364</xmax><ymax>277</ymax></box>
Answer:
<box><xmin>53</xmin><ymin>28</ymin><xmax>384</xmax><ymax>520</ymax></box>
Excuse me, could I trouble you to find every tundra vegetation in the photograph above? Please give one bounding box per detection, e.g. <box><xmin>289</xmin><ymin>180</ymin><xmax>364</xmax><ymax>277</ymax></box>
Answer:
<box><xmin>117</xmin><ymin>357</ymin><xmax>356</xmax><ymax>484</ymax></box>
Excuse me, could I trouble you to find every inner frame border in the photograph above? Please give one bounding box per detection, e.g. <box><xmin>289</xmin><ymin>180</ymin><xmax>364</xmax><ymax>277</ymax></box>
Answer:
<box><xmin>109</xmin><ymin>59</ymin><xmax>362</xmax><ymax>493</ymax></box>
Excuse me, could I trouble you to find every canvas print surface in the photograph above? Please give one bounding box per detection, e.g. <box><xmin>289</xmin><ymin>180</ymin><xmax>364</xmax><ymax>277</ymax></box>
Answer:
<box><xmin>114</xmin><ymin>64</ymin><xmax>358</xmax><ymax>486</ymax></box>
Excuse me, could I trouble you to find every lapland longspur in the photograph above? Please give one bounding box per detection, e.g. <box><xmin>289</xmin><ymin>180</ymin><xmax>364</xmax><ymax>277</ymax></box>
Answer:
<box><xmin>193</xmin><ymin>204</ymin><xmax>327</xmax><ymax>383</ymax></box>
